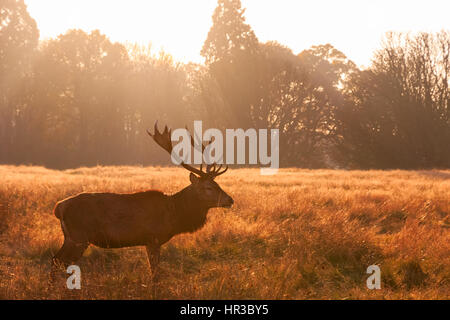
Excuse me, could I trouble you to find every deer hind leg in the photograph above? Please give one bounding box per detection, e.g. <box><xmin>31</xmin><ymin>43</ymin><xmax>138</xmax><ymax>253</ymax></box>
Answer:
<box><xmin>52</xmin><ymin>238</ymin><xmax>88</xmax><ymax>267</ymax></box>
<box><xmin>53</xmin><ymin>217</ymin><xmax>89</xmax><ymax>267</ymax></box>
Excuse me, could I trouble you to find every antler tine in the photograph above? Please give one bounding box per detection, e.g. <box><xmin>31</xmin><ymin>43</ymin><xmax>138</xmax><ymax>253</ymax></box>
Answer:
<box><xmin>211</xmin><ymin>165</ymin><xmax>228</xmax><ymax>178</ymax></box>
<box><xmin>185</xmin><ymin>124</ymin><xmax>215</xmax><ymax>176</ymax></box>
<box><xmin>147</xmin><ymin>121</ymin><xmax>157</xmax><ymax>137</ymax></box>
<box><xmin>206</xmin><ymin>162</ymin><xmax>215</xmax><ymax>174</ymax></box>
<box><xmin>180</xmin><ymin>163</ymin><xmax>205</xmax><ymax>177</ymax></box>
<box><xmin>205</xmin><ymin>163</ymin><xmax>228</xmax><ymax>178</ymax></box>
<box><xmin>185</xmin><ymin>124</ymin><xmax>214</xmax><ymax>154</ymax></box>
<box><xmin>216</xmin><ymin>166</ymin><xmax>228</xmax><ymax>177</ymax></box>
<box><xmin>185</xmin><ymin>125</ymin><xmax>196</xmax><ymax>150</ymax></box>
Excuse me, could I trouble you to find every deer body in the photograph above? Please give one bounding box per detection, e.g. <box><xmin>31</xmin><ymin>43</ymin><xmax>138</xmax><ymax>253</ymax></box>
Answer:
<box><xmin>55</xmin><ymin>187</ymin><xmax>213</xmax><ymax>250</ymax></box>
<box><xmin>52</xmin><ymin>122</ymin><xmax>233</xmax><ymax>280</ymax></box>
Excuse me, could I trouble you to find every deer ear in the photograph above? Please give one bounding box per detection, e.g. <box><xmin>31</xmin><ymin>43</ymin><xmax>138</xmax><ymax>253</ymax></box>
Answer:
<box><xmin>189</xmin><ymin>172</ymin><xmax>200</xmax><ymax>184</ymax></box>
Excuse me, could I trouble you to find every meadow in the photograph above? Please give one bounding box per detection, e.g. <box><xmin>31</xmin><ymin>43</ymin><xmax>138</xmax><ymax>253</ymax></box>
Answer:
<box><xmin>0</xmin><ymin>165</ymin><xmax>448</xmax><ymax>299</ymax></box>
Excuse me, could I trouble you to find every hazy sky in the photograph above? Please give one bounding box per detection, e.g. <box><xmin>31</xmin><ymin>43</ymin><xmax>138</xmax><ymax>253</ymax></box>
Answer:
<box><xmin>25</xmin><ymin>0</ymin><xmax>450</xmax><ymax>68</ymax></box>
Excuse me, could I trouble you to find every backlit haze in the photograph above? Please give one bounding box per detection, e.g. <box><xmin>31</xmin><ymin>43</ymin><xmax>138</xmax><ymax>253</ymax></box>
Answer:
<box><xmin>25</xmin><ymin>0</ymin><xmax>450</xmax><ymax>67</ymax></box>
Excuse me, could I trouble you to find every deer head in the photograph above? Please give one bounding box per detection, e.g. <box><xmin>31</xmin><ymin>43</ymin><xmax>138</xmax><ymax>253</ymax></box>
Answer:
<box><xmin>147</xmin><ymin>122</ymin><xmax>234</xmax><ymax>209</ymax></box>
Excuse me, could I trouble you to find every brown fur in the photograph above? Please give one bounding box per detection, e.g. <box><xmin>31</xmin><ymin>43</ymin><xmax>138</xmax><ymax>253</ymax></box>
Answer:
<box><xmin>51</xmin><ymin>174</ymin><xmax>233</xmax><ymax>279</ymax></box>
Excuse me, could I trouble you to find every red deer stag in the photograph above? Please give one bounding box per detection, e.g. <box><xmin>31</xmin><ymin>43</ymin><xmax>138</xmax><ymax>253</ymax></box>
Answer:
<box><xmin>51</xmin><ymin>123</ymin><xmax>233</xmax><ymax>279</ymax></box>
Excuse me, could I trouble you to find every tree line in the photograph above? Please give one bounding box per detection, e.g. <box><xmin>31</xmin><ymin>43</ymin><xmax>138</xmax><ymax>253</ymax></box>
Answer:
<box><xmin>1</xmin><ymin>0</ymin><xmax>449</xmax><ymax>169</ymax></box>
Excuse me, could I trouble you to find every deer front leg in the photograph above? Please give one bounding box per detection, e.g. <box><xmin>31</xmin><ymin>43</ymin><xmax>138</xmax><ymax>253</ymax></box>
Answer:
<box><xmin>146</xmin><ymin>243</ymin><xmax>161</xmax><ymax>280</ymax></box>
<box><xmin>146</xmin><ymin>242</ymin><xmax>161</xmax><ymax>298</ymax></box>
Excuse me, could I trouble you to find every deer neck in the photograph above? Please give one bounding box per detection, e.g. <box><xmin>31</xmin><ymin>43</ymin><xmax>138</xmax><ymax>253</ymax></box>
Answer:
<box><xmin>171</xmin><ymin>186</ymin><xmax>209</xmax><ymax>234</ymax></box>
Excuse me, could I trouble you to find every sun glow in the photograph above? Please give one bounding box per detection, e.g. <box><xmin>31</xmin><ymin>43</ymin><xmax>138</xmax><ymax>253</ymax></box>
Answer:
<box><xmin>25</xmin><ymin>0</ymin><xmax>450</xmax><ymax>67</ymax></box>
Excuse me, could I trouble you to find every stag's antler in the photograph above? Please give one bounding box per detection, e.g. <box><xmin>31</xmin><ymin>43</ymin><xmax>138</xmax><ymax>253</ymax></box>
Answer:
<box><xmin>147</xmin><ymin>122</ymin><xmax>228</xmax><ymax>179</ymax></box>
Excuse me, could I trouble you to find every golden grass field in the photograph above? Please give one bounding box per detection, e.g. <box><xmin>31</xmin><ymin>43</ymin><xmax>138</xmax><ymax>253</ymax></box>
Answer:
<box><xmin>0</xmin><ymin>165</ymin><xmax>449</xmax><ymax>299</ymax></box>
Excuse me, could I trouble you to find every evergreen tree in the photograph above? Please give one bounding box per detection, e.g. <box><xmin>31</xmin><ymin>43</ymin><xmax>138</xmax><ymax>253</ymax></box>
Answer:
<box><xmin>201</xmin><ymin>0</ymin><xmax>261</xmax><ymax>128</ymax></box>
<box><xmin>201</xmin><ymin>0</ymin><xmax>259</xmax><ymax>65</ymax></box>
